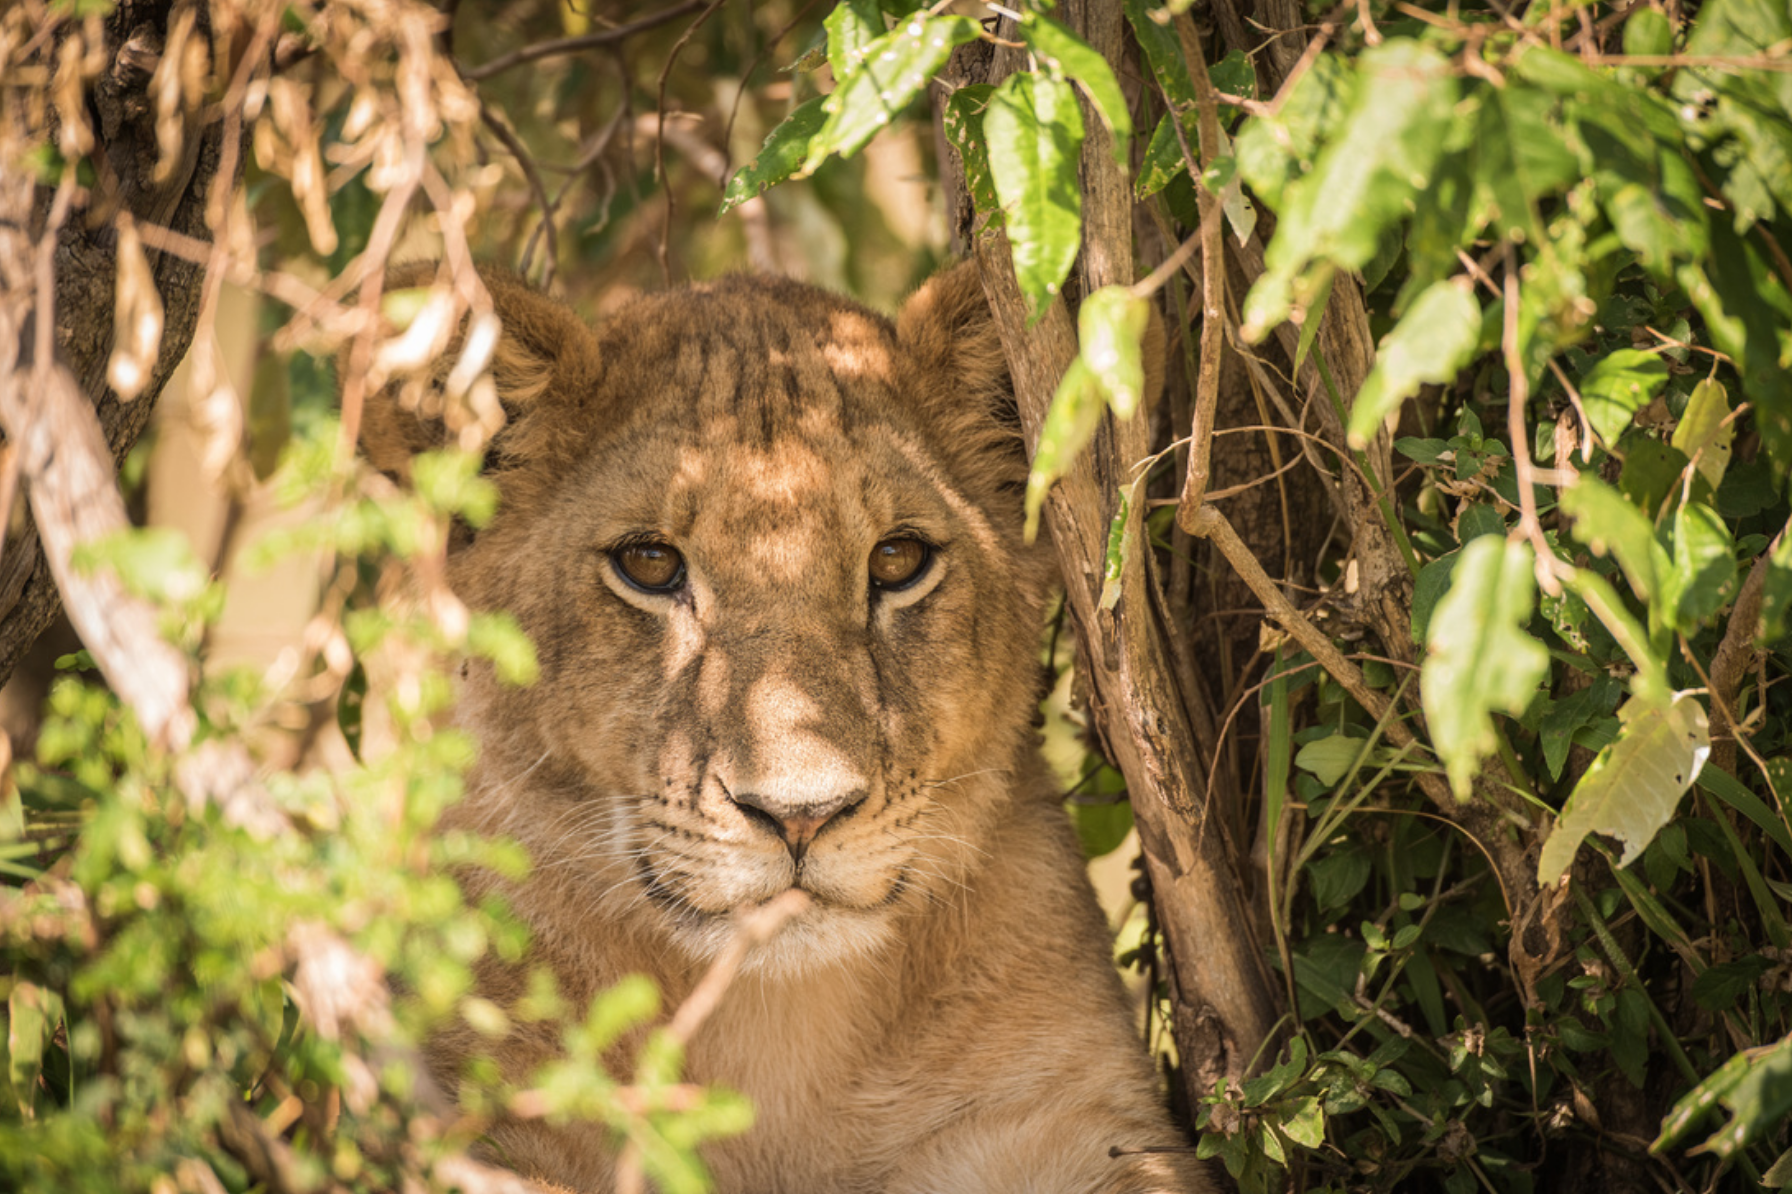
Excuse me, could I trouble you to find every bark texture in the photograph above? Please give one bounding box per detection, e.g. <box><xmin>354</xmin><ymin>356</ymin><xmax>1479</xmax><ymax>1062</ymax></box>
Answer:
<box><xmin>0</xmin><ymin>0</ymin><xmax>235</xmax><ymax>693</ymax></box>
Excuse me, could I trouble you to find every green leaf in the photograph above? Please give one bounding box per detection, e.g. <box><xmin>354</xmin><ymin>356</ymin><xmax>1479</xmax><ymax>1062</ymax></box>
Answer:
<box><xmin>1210</xmin><ymin>50</ymin><xmax>1255</xmax><ymax>105</ymax></box>
<box><xmin>1577</xmin><ymin>349</ymin><xmax>1669</xmax><ymax>447</ymax></box>
<box><xmin>798</xmin><ymin>15</ymin><xmax>981</xmax><ymax>176</ymax></box>
<box><xmin>1242</xmin><ymin>41</ymin><xmax>1456</xmax><ymax>341</ymax></box>
<box><xmin>1680</xmin><ymin>222</ymin><xmax>1792</xmax><ymax>464</ymax></box>
<box><xmin>1670</xmin><ymin>378</ymin><xmax>1735</xmax><ymax>491</ymax></box>
<box><xmin>1077</xmin><ymin>286</ymin><xmax>1150</xmax><ymax>419</ymax></box>
<box><xmin>1071</xmin><ymin>795</ymin><xmax>1135</xmax><ymax>859</ymax></box>
<box><xmin>1537</xmin><ymin>691</ymin><xmax>1710</xmax><ymax>885</ymax></box>
<box><xmin>71</xmin><ymin>526</ymin><xmax>209</xmax><ymax>606</ymax></box>
<box><xmin>1656</xmin><ymin>1033</ymin><xmax>1792</xmax><ymax>1159</ymax></box>
<box><xmin>1098</xmin><ymin>482</ymin><xmax>1134</xmax><ymax>611</ymax></box>
<box><xmin>7</xmin><ymin>982</ymin><xmax>63</xmax><ymax>1118</ymax></box>
<box><xmin>1295</xmin><ymin>734</ymin><xmax>1367</xmax><ymax>787</ymax></box>
<box><xmin>1762</xmin><ymin>529</ymin><xmax>1792</xmax><ymax>643</ymax></box>
<box><xmin>1242</xmin><ymin>1037</ymin><xmax>1308</xmax><ymax>1106</ymax></box>
<box><xmin>1308</xmin><ymin>845</ymin><xmax>1372</xmax><ymax>913</ymax></box>
<box><xmin>1234</xmin><ymin>53</ymin><xmax>1351</xmax><ymax>211</ymax></box>
<box><xmin>1674</xmin><ymin>0</ymin><xmax>1792</xmax><ymax>229</ymax></box>
<box><xmin>1664</xmin><ymin>502</ymin><xmax>1737</xmax><ymax>634</ymax></box>
<box><xmin>1137</xmin><ymin>114</ymin><xmax>1186</xmax><ymax>199</ymax></box>
<box><xmin>1025</xmin><ymin>15</ymin><xmax>1133</xmax><ymax>152</ymax></box>
<box><xmin>1124</xmin><ymin>0</ymin><xmax>1195</xmax><ymax>110</ymax></box>
<box><xmin>987</xmin><ymin>72</ymin><xmax>1085</xmax><ymax>321</ymax></box>
<box><xmin>1690</xmin><ymin>955</ymin><xmax>1773</xmax><ymax>1013</ymax></box>
<box><xmin>1281</xmin><ymin>1096</ymin><xmax>1325</xmax><ymax>1149</ymax></box>
<box><xmin>1624</xmin><ymin>7</ymin><xmax>1675</xmax><ymax>57</ymax></box>
<box><xmin>1348</xmin><ymin>280</ymin><xmax>1481</xmax><ymax>449</ymax></box>
<box><xmin>1025</xmin><ymin>358</ymin><xmax>1102</xmax><ymax>540</ymax></box>
<box><xmin>720</xmin><ymin>96</ymin><xmax>829</xmax><ymax>214</ymax></box>
<box><xmin>1410</xmin><ymin>550</ymin><xmax>1459</xmax><ymax>644</ymax></box>
<box><xmin>823</xmin><ymin>0</ymin><xmax>884</xmax><ymax>84</ymax></box>
<box><xmin>1421</xmin><ymin>537</ymin><xmax>1551</xmax><ymax>799</ymax></box>
<box><xmin>1560</xmin><ymin>478</ymin><xmax>1670</xmax><ymax>608</ymax></box>
<box><xmin>942</xmin><ymin>84</ymin><xmax>1001</xmax><ymax>223</ymax></box>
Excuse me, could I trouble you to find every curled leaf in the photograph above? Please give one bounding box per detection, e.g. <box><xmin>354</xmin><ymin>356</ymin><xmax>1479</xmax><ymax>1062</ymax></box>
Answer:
<box><xmin>107</xmin><ymin>214</ymin><xmax>165</xmax><ymax>402</ymax></box>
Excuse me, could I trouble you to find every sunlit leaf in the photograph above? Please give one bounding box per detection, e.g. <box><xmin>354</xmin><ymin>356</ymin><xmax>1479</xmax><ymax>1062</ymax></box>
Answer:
<box><xmin>1421</xmin><ymin>537</ymin><xmax>1550</xmax><ymax>799</ymax></box>
<box><xmin>1671</xmin><ymin>378</ymin><xmax>1735</xmax><ymax>491</ymax></box>
<box><xmin>1025</xmin><ymin>14</ymin><xmax>1132</xmax><ymax>153</ymax></box>
<box><xmin>1137</xmin><ymin>114</ymin><xmax>1186</xmax><ymax>198</ymax></box>
<box><xmin>1242</xmin><ymin>41</ymin><xmax>1456</xmax><ymax>341</ymax></box>
<box><xmin>1025</xmin><ymin>358</ymin><xmax>1102</xmax><ymax>541</ymax></box>
<box><xmin>986</xmin><ymin>72</ymin><xmax>1085</xmax><ymax>321</ymax></box>
<box><xmin>1655</xmin><ymin>1031</ymin><xmax>1792</xmax><ymax>1159</ymax></box>
<box><xmin>1098</xmin><ymin>483</ymin><xmax>1133</xmax><ymax>611</ymax></box>
<box><xmin>823</xmin><ymin>0</ymin><xmax>884</xmax><ymax>84</ymax></box>
<box><xmin>1560</xmin><ymin>477</ymin><xmax>1670</xmax><ymax>608</ymax></box>
<box><xmin>1078</xmin><ymin>285</ymin><xmax>1150</xmax><ymax>419</ymax></box>
<box><xmin>1577</xmin><ymin>349</ymin><xmax>1668</xmax><ymax>447</ymax></box>
<box><xmin>1537</xmin><ymin>691</ymin><xmax>1709</xmax><ymax>885</ymax></box>
<box><xmin>1664</xmin><ymin>502</ymin><xmax>1736</xmax><ymax>634</ymax></box>
<box><xmin>719</xmin><ymin>95</ymin><xmax>828</xmax><ymax>214</ymax></box>
<box><xmin>1124</xmin><ymin>0</ymin><xmax>1196</xmax><ymax>109</ymax></box>
<box><xmin>1761</xmin><ymin>528</ymin><xmax>1792</xmax><ymax>643</ymax></box>
<box><xmin>941</xmin><ymin>84</ymin><xmax>1000</xmax><ymax>224</ymax></box>
<box><xmin>797</xmin><ymin>15</ymin><xmax>980</xmax><ymax>176</ymax></box>
<box><xmin>1348</xmin><ymin>280</ymin><xmax>1480</xmax><ymax>449</ymax></box>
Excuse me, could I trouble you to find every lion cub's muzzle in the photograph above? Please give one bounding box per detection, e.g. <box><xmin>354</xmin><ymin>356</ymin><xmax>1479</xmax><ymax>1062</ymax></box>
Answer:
<box><xmin>725</xmin><ymin>781</ymin><xmax>866</xmax><ymax>864</ymax></box>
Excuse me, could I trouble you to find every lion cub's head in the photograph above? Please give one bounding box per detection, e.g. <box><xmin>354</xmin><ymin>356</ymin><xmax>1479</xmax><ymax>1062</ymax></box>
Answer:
<box><xmin>364</xmin><ymin>263</ymin><xmax>1052</xmax><ymax>966</ymax></box>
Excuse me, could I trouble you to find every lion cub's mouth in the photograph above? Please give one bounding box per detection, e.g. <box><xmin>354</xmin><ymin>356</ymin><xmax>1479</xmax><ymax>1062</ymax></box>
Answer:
<box><xmin>634</xmin><ymin>856</ymin><xmax>910</xmax><ymax>922</ymax></box>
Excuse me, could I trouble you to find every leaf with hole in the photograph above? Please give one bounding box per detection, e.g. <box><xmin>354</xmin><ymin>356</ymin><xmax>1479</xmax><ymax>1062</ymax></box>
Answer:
<box><xmin>942</xmin><ymin>84</ymin><xmax>1001</xmax><ymax>225</ymax></box>
<box><xmin>1537</xmin><ymin>691</ymin><xmax>1709</xmax><ymax>885</ymax></box>
<box><xmin>797</xmin><ymin>15</ymin><xmax>980</xmax><ymax>176</ymax></box>
<box><xmin>720</xmin><ymin>96</ymin><xmax>829</xmax><ymax>215</ymax></box>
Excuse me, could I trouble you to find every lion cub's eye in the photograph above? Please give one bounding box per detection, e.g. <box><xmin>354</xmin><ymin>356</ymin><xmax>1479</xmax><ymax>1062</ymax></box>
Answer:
<box><xmin>869</xmin><ymin>537</ymin><xmax>932</xmax><ymax>592</ymax></box>
<box><xmin>611</xmin><ymin>543</ymin><xmax>686</xmax><ymax>594</ymax></box>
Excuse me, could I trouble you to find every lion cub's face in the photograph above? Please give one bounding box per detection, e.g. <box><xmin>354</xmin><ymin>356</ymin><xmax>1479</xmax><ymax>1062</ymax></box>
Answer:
<box><xmin>405</xmin><ymin>269</ymin><xmax>1046</xmax><ymax>965</ymax></box>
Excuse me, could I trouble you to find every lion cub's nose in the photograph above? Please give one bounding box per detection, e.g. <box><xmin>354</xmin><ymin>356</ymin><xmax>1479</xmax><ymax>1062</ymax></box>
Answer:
<box><xmin>729</xmin><ymin>789</ymin><xmax>863</xmax><ymax>861</ymax></box>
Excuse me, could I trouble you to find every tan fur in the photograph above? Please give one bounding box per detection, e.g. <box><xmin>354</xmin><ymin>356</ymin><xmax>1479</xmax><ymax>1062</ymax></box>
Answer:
<box><xmin>361</xmin><ymin>263</ymin><xmax>1211</xmax><ymax>1193</ymax></box>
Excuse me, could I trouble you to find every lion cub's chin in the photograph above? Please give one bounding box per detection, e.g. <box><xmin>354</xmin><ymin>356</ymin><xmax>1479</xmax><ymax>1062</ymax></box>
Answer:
<box><xmin>654</xmin><ymin>890</ymin><xmax>901</xmax><ymax>974</ymax></box>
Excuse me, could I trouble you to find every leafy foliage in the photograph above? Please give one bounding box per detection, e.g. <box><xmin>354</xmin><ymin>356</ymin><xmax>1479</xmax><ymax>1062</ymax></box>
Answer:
<box><xmin>7</xmin><ymin>0</ymin><xmax>1792</xmax><ymax>1192</ymax></box>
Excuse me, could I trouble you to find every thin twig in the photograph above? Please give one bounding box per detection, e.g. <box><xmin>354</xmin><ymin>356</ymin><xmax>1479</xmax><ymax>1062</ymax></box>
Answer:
<box><xmin>1184</xmin><ymin>503</ymin><xmax>1452</xmax><ymax>809</ymax></box>
<box><xmin>460</xmin><ymin>1</ymin><xmax>709</xmax><ymax>82</ymax></box>
<box><xmin>1500</xmin><ymin>242</ymin><xmax>1557</xmax><ymax>594</ymax></box>
<box><xmin>613</xmin><ymin>890</ymin><xmax>808</xmax><ymax>1194</ymax></box>
<box><xmin>653</xmin><ymin>0</ymin><xmax>729</xmax><ymax>287</ymax></box>
<box><xmin>1172</xmin><ymin>13</ymin><xmax>1226</xmax><ymax>519</ymax></box>
<box><xmin>479</xmin><ymin>104</ymin><xmax>558</xmax><ymax>287</ymax></box>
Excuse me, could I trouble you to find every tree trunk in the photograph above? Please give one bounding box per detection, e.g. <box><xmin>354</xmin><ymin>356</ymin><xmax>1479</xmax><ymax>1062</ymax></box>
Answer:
<box><xmin>0</xmin><ymin>0</ymin><xmax>238</xmax><ymax>691</ymax></box>
<box><xmin>941</xmin><ymin>2</ymin><xmax>1286</xmax><ymax>1104</ymax></box>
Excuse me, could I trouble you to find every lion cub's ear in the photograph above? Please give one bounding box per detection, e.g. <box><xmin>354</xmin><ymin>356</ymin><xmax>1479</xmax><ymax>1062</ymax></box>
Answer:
<box><xmin>356</xmin><ymin>264</ymin><xmax>602</xmax><ymax>483</ymax></box>
<box><xmin>896</xmin><ymin>260</ymin><xmax>1026</xmax><ymax>496</ymax></box>
<box><xmin>896</xmin><ymin>261</ymin><xmax>1167</xmax><ymax>503</ymax></box>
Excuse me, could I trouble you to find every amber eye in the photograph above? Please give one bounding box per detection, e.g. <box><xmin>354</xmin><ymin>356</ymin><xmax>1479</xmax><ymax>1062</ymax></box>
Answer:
<box><xmin>869</xmin><ymin>537</ymin><xmax>932</xmax><ymax>592</ymax></box>
<box><xmin>611</xmin><ymin>542</ymin><xmax>686</xmax><ymax>594</ymax></box>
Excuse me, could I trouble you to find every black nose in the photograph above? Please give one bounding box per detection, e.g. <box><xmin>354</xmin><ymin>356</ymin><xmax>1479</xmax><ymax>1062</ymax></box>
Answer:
<box><xmin>729</xmin><ymin>789</ymin><xmax>865</xmax><ymax>860</ymax></box>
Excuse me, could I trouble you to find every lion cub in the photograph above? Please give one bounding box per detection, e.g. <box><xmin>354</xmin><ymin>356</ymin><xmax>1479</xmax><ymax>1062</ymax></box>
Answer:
<box><xmin>361</xmin><ymin>262</ymin><xmax>1208</xmax><ymax>1192</ymax></box>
